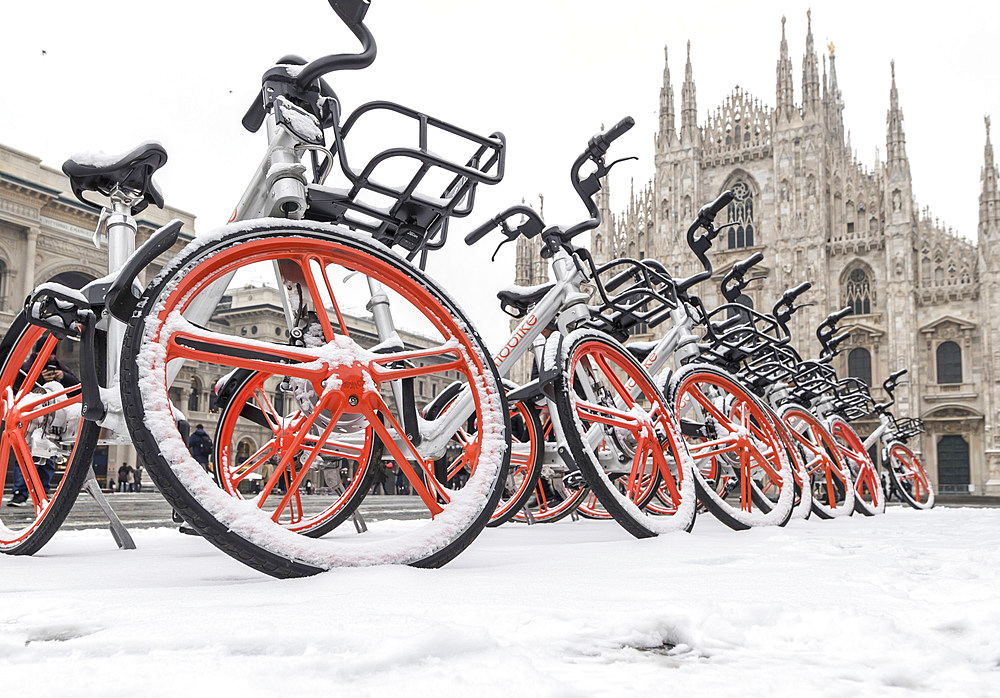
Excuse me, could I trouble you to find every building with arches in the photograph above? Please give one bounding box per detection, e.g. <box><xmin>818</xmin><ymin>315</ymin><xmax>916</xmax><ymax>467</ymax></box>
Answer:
<box><xmin>511</xmin><ymin>12</ymin><xmax>1000</xmax><ymax>496</ymax></box>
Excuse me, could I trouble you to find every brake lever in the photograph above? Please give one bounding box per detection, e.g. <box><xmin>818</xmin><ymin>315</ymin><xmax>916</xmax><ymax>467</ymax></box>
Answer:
<box><xmin>597</xmin><ymin>155</ymin><xmax>638</xmax><ymax>178</ymax></box>
<box><xmin>491</xmin><ymin>236</ymin><xmax>515</xmax><ymax>262</ymax></box>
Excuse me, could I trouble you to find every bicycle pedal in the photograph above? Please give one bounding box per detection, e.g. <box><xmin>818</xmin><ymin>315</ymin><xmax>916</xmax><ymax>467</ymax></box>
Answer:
<box><xmin>562</xmin><ymin>470</ymin><xmax>586</xmax><ymax>490</ymax></box>
<box><xmin>26</xmin><ymin>283</ymin><xmax>91</xmax><ymax>338</ymax></box>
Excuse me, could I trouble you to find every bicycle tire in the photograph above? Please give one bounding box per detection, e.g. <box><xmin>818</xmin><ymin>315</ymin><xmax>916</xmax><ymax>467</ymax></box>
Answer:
<box><xmin>886</xmin><ymin>441</ymin><xmax>935</xmax><ymax>509</ymax></box>
<box><xmin>546</xmin><ymin>329</ymin><xmax>696</xmax><ymax>537</ymax></box>
<box><xmin>667</xmin><ymin>363</ymin><xmax>795</xmax><ymax>530</ymax></box>
<box><xmin>119</xmin><ymin>220</ymin><xmax>510</xmax><ymax>577</ymax></box>
<box><xmin>0</xmin><ymin>313</ymin><xmax>99</xmax><ymax>555</ymax></box>
<box><xmin>778</xmin><ymin>404</ymin><xmax>855</xmax><ymax>519</ymax></box>
<box><xmin>827</xmin><ymin>415</ymin><xmax>885</xmax><ymax>516</ymax></box>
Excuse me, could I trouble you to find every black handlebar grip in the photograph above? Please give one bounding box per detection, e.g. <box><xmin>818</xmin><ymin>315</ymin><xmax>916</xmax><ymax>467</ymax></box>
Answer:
<box><xmin>464</xmin><ymin>216</ymin><xmax>500</xmax><ymax>245</ymax></box>
<box><xmin>243</xmin><ymin>90</ymin><xmax>268</xmax><ymax>133</ymax></box>
<box><xmin>889</xmin><ymin>368</ymin><xmax>907</xmax><ymax>382</ymax></box>
<box><xmin>830</xmin><ymin>306</ymin><xmax>853</xmax><ymax>323</ymax></box>
<box><xmin>698</xmin><ymin>190</ymin><xmax>735</xmax><ymax>222</ymax></box>
<box><xmin>828</xmin><ymin>330</ymin><xmax>850</xmax><ymax>347</ymax></box>
<box><xmin>785</xmin><ymin>281</ymin><xmax>812</xmax><ymax>299</ymax></box>
<box><xmin>734</xmin><ymin>251</ymin><xmax>765</xmax><ymax>276</ymax></box>
<box><xmin>605</xmin><ymin>116</ymin><xmax>635</xmax><ymax>143</ymax></box>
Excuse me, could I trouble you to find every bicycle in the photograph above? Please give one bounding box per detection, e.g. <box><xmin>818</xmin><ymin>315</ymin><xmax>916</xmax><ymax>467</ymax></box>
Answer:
<box><xmin>454</xmin><ymin>116</ymin><xmax>699</xmax><ymax>536</ymax></box>
<box><xmin>1</xmin><ymin>0</ymin><xmax>513</xmax><ymax>576</ymax></box>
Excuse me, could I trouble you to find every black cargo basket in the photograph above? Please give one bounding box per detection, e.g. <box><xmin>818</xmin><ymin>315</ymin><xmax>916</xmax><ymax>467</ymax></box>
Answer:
<box><xmin>832</xmin><ymin>377</ymin><xmax>874</xmax><ymax>421</ymax></box>
<box><xmin>789</xmin><ymin>360</ymin><xmax>839</xmax><ymax>403</ymax></box>
<box><xmin>305</xmin><ymin>100</ymin><xmax>505</xmax><ymax>267</ymax></box>
<box><xmin>582</xmin><ymin>258</ymin><xmax>677</xmax><ymax>342</ymax></box>
<box><xmin>702</xmin><ymin>303</ymin><xmax>788</xmax><ymax>374</ymax></box>
<box><xmin>891</xmin><ymin>416</ymin><xmax>925</xmax><ymax>442</ymax></box>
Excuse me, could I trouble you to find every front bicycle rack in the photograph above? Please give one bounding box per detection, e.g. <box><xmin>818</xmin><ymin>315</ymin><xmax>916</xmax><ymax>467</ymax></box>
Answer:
<box><xmin>832</xmin><ymin>377</ymin><xmax>874</xmax><ymax>422</ymax></box>
<box><xmin>790</xmin><ymin>360</ymin><xmax>840</xmax><ymax>404</ymax></box>
<box><xmin>305</xmin><ymin>100</ymin><xmax>505</xmax><ymax>268</ymax></box>
<box><xmin>702</xmin><ymin>303</ymin><xmax>787</xmax><ymax>374</ymax></box>
<box><xmin>582</xmin><ymin>257</ymin><xmax>678</xmax><ymax>342</ymax></box>
<box><xmin>890</xmin><ymin>416</ymin><xmax>925</xmax><ymax>442</ymax></box>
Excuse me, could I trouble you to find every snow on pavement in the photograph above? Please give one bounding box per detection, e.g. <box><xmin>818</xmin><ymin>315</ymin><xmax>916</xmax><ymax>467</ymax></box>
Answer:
<box><xmin>1</xmin><ymin>507</ymin><xmax>998</xmax><ymax>697</ymax></box>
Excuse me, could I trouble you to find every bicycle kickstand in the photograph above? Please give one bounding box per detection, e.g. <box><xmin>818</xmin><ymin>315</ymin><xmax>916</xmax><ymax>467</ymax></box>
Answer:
<box><xmin>81</xmin><ymin>466</ymin><xmax>136</xmax><ymax>550</ymax></box>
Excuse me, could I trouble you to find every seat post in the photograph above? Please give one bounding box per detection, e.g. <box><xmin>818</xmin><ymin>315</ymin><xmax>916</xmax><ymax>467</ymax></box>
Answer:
<box><xmin>105</xmin><ymin>194</ymin><xmax>138</xmax><ymax>385</ymax></box>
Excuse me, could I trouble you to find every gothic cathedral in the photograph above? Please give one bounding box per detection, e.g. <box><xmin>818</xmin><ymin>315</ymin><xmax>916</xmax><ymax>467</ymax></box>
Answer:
<box><xmin>512</xmin><ymin>12</ymin><xmax>1000</xmax><ymax>497</ymax></box>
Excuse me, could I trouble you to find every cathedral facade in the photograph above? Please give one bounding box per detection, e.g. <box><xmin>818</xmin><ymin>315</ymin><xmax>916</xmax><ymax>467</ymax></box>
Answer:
<box><xmin>513</xmin><ymin>12</ymin><xmax>1000</xmax><ymax>496</ymax></box>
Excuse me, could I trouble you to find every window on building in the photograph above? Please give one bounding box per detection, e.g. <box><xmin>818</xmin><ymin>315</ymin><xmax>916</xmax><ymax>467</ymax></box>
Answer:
<box><xmin>937</xmin><ymin>435</ymin><xmax>970</xmax><ymax>493</ymax></box>
<box><xmin>936</xmin><ymin>341</ymin><xmax>962</xmax><ymax>384</ymax></box>
<box><xmin>0</xmin><ymin>259</ymin><xmax>6</xmax><ymax>311</ymax></box>
<box><xmin>188</xmin><ymin>377</ymin><xmax>201</xmax><ymax>412</ymax></box>
<box><xmin>847</xmin><ymin>347</ymin><xmax>872</xmax><ymax>387</ymax></box>
<box><xmin>273</xmin><ymin>389</ymin><xmax>285</xmax><ymax>416</ymax></box>
<box><xmin>845</xmin><ymin>268</ymin><xmax>872</xmax><ymax>315</ymax></box>
<box><xmin>726</xmin><ymin>181</ymin><xmax>755</xmax><ymax>249</ymax></box>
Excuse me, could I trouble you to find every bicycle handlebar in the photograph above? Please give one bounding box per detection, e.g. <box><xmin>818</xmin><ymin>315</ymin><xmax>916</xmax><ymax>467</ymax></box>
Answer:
<box><xmin>784</xmin><ymin>281</ymin><xmax>811</xmax><ymax>301</ymax></box>
<box><xmin>698</xmin><ymin>190</ymin><xmax>735</xmax><ymax>224</ymax></box>
<box><xmin>242</xmin><ymin>0</ymin><xmax>376</xmax><ymax>133</ymax></box>
<box><xmin>464</xmin><ymin>205</ymin><xmax>542</xmax><ymax>245</ymax></box>
<box><xmin>468</xmin><ymin>117</ymin><xmax>634</xmax><ymax>250</ymax></box>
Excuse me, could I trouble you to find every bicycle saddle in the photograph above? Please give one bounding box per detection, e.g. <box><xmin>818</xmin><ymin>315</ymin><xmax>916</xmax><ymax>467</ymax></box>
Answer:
<box><xmin>62</xmin><ymin>141</ymin><xmax>167</xmax><ymax>213</ymax></box>
<box><xmin>496</xmin><ymin>282</ymin><xmax>555</xmax><ymax>317</ymax></box>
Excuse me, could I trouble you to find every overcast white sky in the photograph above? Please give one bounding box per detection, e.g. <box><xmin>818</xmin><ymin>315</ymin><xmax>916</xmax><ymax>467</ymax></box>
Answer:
<box><xmin>2</xmin><ymin>0</ymin><xmax>998</xmax><ymax>347</ymax></box>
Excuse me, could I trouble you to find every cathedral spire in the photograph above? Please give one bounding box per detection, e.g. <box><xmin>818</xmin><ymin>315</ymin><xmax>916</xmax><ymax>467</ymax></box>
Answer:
<box><xmin>775</xmin><ymin>16</ymin><xmax>795</xmax><ymax>120</ymax></box>
<box><xmin>826</xmin><ymin>43</ymin><xmax>845</xmax><ymax>146</ymax></box>
<box><xmin>980</xmin><ymin>115</ymin><xmax>1000</xmax><ymax>243</ymax></box>
<box><xmin>801</xmin><ymin>9</ymin><xmax>821</xmax><ymax>115</ymax></box>
<box><xmin>886</xmin><ymin>60</ymin><xmax>910</xmax><ymax>179</ymax></box>
<box><xmin>680</xmin><ymin>40</ymin><xmax>699</xmax><ymax>143</ymax></box>
<box><xmin>658</xmin><ymin>45</ymin><xmax>676</xmax><ymax>148</ymax></box>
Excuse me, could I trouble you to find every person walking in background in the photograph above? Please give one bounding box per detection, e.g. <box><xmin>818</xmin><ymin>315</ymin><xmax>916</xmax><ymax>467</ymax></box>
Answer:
<box><xmin>134</xmin><ymin>464</ymin><xmax>143</xmax><ymax>493</ymax></box>
<box><xmin>117</xmin><ymin>464</ymin><xmax>130</xmax><ymax>492</ymax></box>
<box><xmin>187</xmin><ymin>424</ymin><xmax>213</xmax><ymax>472</ymax></box>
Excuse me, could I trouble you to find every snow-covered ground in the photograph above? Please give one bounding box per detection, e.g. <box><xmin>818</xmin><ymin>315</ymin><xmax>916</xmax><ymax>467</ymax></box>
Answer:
<box><xmin>1</xmin><ymin>507</ymin><xmax>998</xmax><ymax>697</ymax></box>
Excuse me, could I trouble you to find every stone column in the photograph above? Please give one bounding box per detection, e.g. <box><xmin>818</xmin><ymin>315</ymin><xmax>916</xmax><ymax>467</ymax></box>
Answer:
<box><xmin>22</xmin><ymin>226</ymin><xmax>39</xmax><ymax>301</ymax></box>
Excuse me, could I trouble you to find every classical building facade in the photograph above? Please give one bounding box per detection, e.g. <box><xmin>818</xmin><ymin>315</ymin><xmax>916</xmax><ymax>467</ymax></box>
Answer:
<box><xmin>513</xmin><ymin>12</ymin><xmax>1000</xmax><ymax>496</ymax></box>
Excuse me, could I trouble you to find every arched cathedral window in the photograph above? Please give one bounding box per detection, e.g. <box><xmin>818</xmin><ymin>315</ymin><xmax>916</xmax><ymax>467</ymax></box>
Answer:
<box><xmin>726</xmin><ymin>181</ymin><xmax>755</xmax><ymax>249</ymax></box>
<box><xmin>0</xmin><ymin>259</ymin><xmax>6</xmax><ymax>311</ymax></box>
<box><xmin>844</xmin><ymin>268</ymin><xmax>872</xmax><ymax>315</ymax></box>
<box><xmin>936</xmin><ymin>341</ymin><xmax>962</xmax><ymax>384</ymax></box>
<box><xmin>847</xmin><ymin>347</ymin><xmax>872</xmax><ymax>387</ymax></box>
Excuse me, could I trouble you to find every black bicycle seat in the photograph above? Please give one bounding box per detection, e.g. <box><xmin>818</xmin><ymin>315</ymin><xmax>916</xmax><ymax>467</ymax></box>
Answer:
<box><xmin>62</xmin><ymin>141</ymin><xmax>167</xmax><ymax>213</ymax></box>
<box><xmin>496</xmin><ymin>282</ymin><xmax>555</xmax><ymax>317</ymax></box>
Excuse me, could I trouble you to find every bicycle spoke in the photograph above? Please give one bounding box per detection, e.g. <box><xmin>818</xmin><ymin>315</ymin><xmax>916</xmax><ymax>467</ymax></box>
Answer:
<box><xmin>358</xmin><ymin>394</ymin><xmax>446</xmax><ymax>514</ymax></box>
<box><xmin>575</xmin><ymin>399</ymin><xmax>642</xmax><ymax>432</ymax></box>
<box><xmin>685</xmin><ymin>386</ymin><xmax>737</xmax><ymax>432</ymax></box>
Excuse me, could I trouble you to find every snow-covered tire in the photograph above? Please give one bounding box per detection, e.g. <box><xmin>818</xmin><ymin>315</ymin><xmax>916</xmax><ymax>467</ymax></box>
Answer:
<box><xmin>119</xmin><ymin>221</ymin><xmax>510</xmax><ymax>577</ymax></box>
<box><xmin>827</xmin><ymin>415</ymin><xmax>885</xmax><ymax>516</ymax></box>
<box><xmin>666</xmin><ymin>363</ymin><xmax>795</xmax><ymax>530</ymax></box>
<box><xmin>778</xmin><ymin>404</ymin><xmax>855</xmax><ymax>519</ymax></box>
<box><xmin>886</xmin><ymin>441</ymin><xmax>935</xmax><ymax>510</ymax></box>
<box><xmin>546</xmin><ymin>330</ymin><xmax>696</xmax><ymax>537</ymax></box>
<box><xmin>0</xmin><ymin>313</ymin><xmax>98</xmax><ymax>555</ymax></box>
